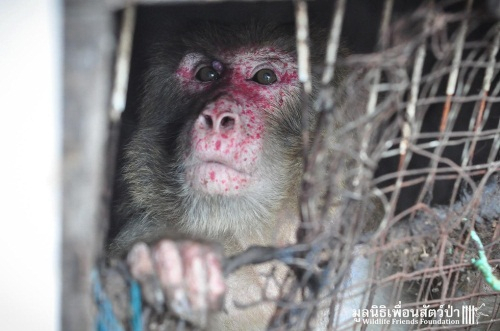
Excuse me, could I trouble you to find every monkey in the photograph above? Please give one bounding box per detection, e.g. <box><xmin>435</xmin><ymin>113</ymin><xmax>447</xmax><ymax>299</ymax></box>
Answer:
<box><xmin>109</xmin><ymin>21</ymin><xmax>334</xmax><ymax>330</ymax></box>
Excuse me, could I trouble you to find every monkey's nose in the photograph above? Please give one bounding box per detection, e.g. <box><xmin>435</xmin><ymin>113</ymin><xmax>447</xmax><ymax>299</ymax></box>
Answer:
<box><xmin>199</xmin><ymin>110</ymin><xmax>237</xmax><ymax>133</ymax></box>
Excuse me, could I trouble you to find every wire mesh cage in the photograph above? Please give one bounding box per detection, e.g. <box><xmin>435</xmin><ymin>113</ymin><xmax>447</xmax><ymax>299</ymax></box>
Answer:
<box><xmin>300</xmin><ymin>0</ymin><xmax>500</xmax><ymax>329</ymax></box>
<box><xmin>94</xmin><ymin>0</ymin><xmax>500</xmax><ymax>330</ymax></box>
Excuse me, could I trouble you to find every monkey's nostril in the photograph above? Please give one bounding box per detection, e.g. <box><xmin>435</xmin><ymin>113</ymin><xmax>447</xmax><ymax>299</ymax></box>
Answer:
<box><xmin>220</xmin><ymin>116</ymin><xmax>235</xmax><ymax>129</ymax></box>
<box><xmin>204</xmin><ymin>114</ymin><xmax>214</xmax><ymax>129</ymax></box>
<box><xmin>200</xmin><ymin>111</ymin><xmax>236</xmax><ymax>132</ymax></box>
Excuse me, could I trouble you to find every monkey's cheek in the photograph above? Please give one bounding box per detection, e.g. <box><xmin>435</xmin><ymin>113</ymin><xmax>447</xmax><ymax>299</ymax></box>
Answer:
<box><xmin>186</xmin><ymin>163</ymin><xmax>251</xmax><ymax>195</ymax></box>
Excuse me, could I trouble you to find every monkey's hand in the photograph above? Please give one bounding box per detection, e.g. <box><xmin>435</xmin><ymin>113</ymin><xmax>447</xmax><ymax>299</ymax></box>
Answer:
<box><xmin>127</xmin><ymin>240</ymin><xmax>226</xmax><ymax>328</ymax></box>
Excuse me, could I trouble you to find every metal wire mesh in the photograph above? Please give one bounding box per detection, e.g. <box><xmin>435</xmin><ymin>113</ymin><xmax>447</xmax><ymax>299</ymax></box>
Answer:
<box><xmin>283</xmin><ymin>0</ymin><xmax>500</xmax><ymax>329</ymax></box>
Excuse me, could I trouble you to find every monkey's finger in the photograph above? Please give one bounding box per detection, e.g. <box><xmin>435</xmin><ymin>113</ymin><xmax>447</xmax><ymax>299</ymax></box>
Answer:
<box><xmin>128</xmin><ymin>242</ymin><xmax>154</xmax><ymax>277</ymax></box>
<box><xmin>206</xmin><ymin>250</ymin><xmax>226</xmax><ymax>311</ymax></box>
<box><xmin>153</xmin><ymin>240</ymin><xmax>191</xmax><ymax>317</ymax></box>
<box><xmin>126</xmin><ymin>242</ymin><xmax>165</xmax><ymax>313</ymax></box>
<box><xmin>181</xmin><ymin>242</ymin><xmax>209</xmax><ymax>326</ymax></box>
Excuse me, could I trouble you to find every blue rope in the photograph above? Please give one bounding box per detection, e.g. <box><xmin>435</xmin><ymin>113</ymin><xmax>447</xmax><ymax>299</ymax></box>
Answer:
<box><xmin>129</xmin><ymin>280</ymin><xmax>143</xmax><ymax>331</ymax></box>
<box><xmin>92</xmin><ymin>270</ymin><xmax>143</xmax><ymax>331</ymax></box>
<box><xmin>92</xmin><ymin>271</ymin><xmax>125</xmax><ymax>331</ymax></box>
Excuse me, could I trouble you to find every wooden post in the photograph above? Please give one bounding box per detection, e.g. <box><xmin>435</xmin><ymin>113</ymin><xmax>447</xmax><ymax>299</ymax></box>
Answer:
<box><xmin>63</xmin><ymin>0</ymin><xmax>113</xmax><ymax>329</ymax></box>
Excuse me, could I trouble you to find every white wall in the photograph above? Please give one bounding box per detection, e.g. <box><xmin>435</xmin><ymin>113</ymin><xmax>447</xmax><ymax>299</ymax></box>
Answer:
<box><xmin>0</xmin><ymin>1</ymin><xmax>61</xmax><ymax>330</ymax></box>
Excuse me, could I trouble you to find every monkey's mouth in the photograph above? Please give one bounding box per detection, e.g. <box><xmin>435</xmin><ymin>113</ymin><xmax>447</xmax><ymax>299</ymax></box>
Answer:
<box><xmin>185</xmin><ymin>160</ymin><xmax>251</xmax><ymax>195</ymax></box>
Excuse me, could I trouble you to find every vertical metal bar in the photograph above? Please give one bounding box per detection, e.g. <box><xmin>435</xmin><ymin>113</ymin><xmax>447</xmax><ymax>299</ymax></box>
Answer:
<box><xmin>440</xmin><ymin>0</ymin><xmax>473</xmax><ymax>132</ymax></box>
<box><xmin>294</xmin><ymin>0</ymin><xmax>312</xmax><ymax>95</ymax></box>
<box><xmin>105</xmin><ymin>5</ymin><xmax>136</xmax><ymax>215</ymax></box>
<box><xmin>470</xmin><ymin>23</ymin><xmax>500</xmax><ymax>163</ymax></box>
<box><xmin>321</xmin><ymin>0</ymin><xmax>346</xmax><ymax>86</ymax></box>
<box><xmin>358</xmin><ymin>0</ymin><xmax>393</xmax><ymax>197</ymax></box>
<box><xmin>111</xmin><ymin>5</ymin><xmax>136</xmax><ymax>122</ymax></box>
<box><xmin>366</xmin><ymin>0</ymin><xmax>394</xmax><ymax>115</ymax></box>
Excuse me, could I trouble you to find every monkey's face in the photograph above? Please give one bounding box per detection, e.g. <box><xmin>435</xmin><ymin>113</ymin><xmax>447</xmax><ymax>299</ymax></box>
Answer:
<box><xmin>117</xmin><ymin>24</ymin><xmax>308</xmax><ymax>241</ymax></box>
<box><xmin>176</xmin><ymin>47</ymin><xmax>301</xmax><ymax>196</ymax></box>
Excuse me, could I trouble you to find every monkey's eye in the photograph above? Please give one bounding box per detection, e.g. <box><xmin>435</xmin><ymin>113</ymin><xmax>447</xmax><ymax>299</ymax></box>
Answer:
<box><xmin>196</xmin><ymin>66</ymin><xmax>220</xmax><ymax>82</ymax></box>
<box><xmin>252</xmin><ymin>69</ymin><xmax>277</xmax><ymax>85</ymax></box>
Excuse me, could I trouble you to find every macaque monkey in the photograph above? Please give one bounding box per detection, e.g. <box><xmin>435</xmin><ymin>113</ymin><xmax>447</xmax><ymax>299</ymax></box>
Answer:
<box><xmin>110</xmin><ymin>21</ymin><xmax>330</xmax><ymax>330</ymax></box>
